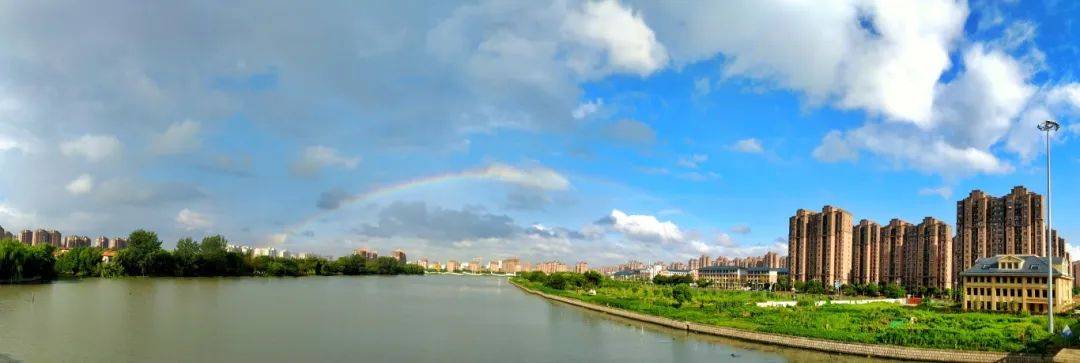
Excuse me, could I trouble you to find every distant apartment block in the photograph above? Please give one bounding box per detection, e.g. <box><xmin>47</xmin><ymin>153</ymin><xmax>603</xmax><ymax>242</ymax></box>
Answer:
<box><xmin>851</xmin><ymin>219</ymin><xmax>880</xmax><ymax>285</ymax></box>
<box><xmin>788</xmin><ymin>205</ymin><xmax>853</xmax><ymax>285</ymax></box>
<box><xmin>391</xmin><ymin>249</ymin><xmax>406</xmax><ymax>263</ymax></box>
<box><xmin>879</xmin><ymin>218</ymin><xmax>914</xmax><ymax>285</ymax></box>
<box><xmin>501</xmin><ymin>258</ymin><xmax>520</xmax><ymax>274</ymax></box>
<box><xmin>354</xmin><ymin>247</ymin><xmax>378</xmax><ymax>259</ymax></box>
<box><xmin>574</xmin><ymin>261</ymin><xmax>589</xmax><ymax>273</ymax></box>
<box><xmin>904</xmin><ymin>217</ymin><xmax>952</xmax><ymax>290</ymax></box>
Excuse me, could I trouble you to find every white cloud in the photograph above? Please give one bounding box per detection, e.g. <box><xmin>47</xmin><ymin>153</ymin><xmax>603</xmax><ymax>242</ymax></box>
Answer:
<box><xmin>290</xmin><ymin>145</ymin><xmax>360</xmax><ymax>177</ymax></box>
<box><xmin>0</xmin><ymin>202</ymin><xmax>37</xmax><ymax>228</ymax></box>
<box><xmin>60</xmin><ymin>134</ymin><xmax>121</xmax><ymax>162</ymax></box>
<box><xmin>677</xmin><ymin>153</ymin><xmax>708</xmax><ymax>168</ymax></box>
<box><xmin>65</xmin><ymin>174</ymin><xmax>94</xmax><ymax>195</ymax></box>
<box><xmin>729</xmin><ymin>224</ymin><xmax>751</xmax><ymax>234</ymax></box>
<box><xmin>813</xmin><ymin>122</ymin><xmax>1012</xmax><ymax>176</ymax></box>
<box><xmin>571</xmin><ymin>98</ymin><xmax>603</xmax><ymax>119</ymax></box>
<box><xmin>562</xmin><ymin>0</ymin><xmax>668</xmax><ymax>77</ymax></box>
<box><xmin>918</xmin><ymin>186</ymin><xmax>952</xmax><ymax>200</ymax></box>
<box><xmin>600</xmin><ymin>209</ymin><xmax>684</xmax><ymax>244</ymax></box>
<box><xmin>693</xmin><ymin>77</ymin><xmax>711</xmax><ymax>96</ymax></box>
<box><xmin>812</xmin><ymin>131</ymin><xmax>859</xmax><ymax>162</ymax></box>
<box><xmin>475</xmin><ymin>163</ymin><xmax>570</xmax><ymax>191</ymax></box>
<box><xmin>175</xmin><ymin>208</ymin><xmax>212</xmax><ymax>230</ymax></box>
<box><xmin>639</xmin><ymin>0</ymin><xmax>967</xmax><ymax>125</ymax></box>
<box><xmin>151</xmin><ymin>120</ymin><xmax>201</xmax><ymax>155</ymax></box>
<box><xmin>730</xmin><ymin>138</ymin><xmax>763</xmax><ymax>153</ymax></box>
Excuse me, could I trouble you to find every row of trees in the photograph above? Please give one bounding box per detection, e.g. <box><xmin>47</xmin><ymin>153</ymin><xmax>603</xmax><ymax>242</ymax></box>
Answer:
<box><xmin>519</xmin><ymin>270</ymin><xmax>603</xmax><ymax>290</ymax></box>
<box><xmin>0</xmin><ymin>239</ymin><xmax>57</xmax><ymax>283</ymax></box>
<box><xmin>0</xmin><ymin>229</ymin><xmax>425</xmax><ymax>283</ymax></box>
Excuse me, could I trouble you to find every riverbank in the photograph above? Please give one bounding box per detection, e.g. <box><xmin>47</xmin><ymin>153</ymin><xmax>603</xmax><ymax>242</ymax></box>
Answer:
<box><xmin>511</xmin><ymin>279</ymin><xmax>1053</xmax><ymax>362</ymax></box>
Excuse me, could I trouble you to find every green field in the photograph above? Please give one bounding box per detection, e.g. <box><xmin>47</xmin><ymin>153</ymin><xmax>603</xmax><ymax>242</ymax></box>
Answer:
<box><xmin>512</xmin><ymin>273</ymin><xmax>1079</xmax><ymax>353</ymax></box>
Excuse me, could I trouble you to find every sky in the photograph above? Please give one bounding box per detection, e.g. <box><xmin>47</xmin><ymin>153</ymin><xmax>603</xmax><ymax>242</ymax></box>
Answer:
<box><xmin>1</xmin><ymin>0</ymin><xmax>1079</xmax><ymax>266</ymax></box>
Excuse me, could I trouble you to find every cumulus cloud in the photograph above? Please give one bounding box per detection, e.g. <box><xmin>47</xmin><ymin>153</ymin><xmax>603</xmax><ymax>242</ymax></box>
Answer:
<box><xmin>604</xmin><ymin>119</ymin><xmax>656</xmax><ymax>145</ymax></box>
<box><xmin>151</xmin><ymin>120</ymin><xmax>201</xmax><ymax>155</ymax></box>
<box><xmin>677</xmin><ymin>154</ymin><xmax>708</xmax><ymax>168</ymax></box>
<box><xmin>918</xmin><ymin>186</ymin><xmax>953</xmax><ymax>199</ymax></box>
<box><xmin>595</xmin><ymin>209</ymin><xmax>684</xmax><ymax>244</ymax></box>
<box><xmin>562</xmin><ymin>0</ymin><xmax>668</xmax><ymax>76</ymax></box>
<box><xmin>812</xmin><ymin>122</ymin><xmax>1012</xmax><ymax>176</ymax></box>
<box><xmin>730</xmin><ymin>138</ymin><xmax>763</xmax><ymax>153</ymax></box>
<box><xmin>571</xmin><ymin>98</ymin><xmax>603</xmax><ymax>119</ymax></box>
<box><xmin>60</xmin><ymin>135</ymin><xmax>121</xmax><ymax>162</ymax></box>
<box><xmin>175</xmin><ymin>208</ymin><xmax>212</xmax><ymax>230</ymax></box>
<box><xmin>290</xmin><ymin>146</ymin><xmax>360</xmax><ymax>177</ymax></box>
<box><xmin>475</xmin><ymin>163</ymin><xmax>570</xmax><ymax>191</ymax></box>
<box><xmin>728</xmin><ymin>224</ymin><xmax>751</xmax><ymax>234</ymax></box>
<box><xmin>65</xmin><ymin>174</ymin><xmax>94</xmax><ymax>195</ymax></box>
<box><xmin>358</xmin><ymin>201</ymin><xmax>519</xmax><ymax>242</ymax></box>
<box><xmin>316</xmin><ymin>188</ymin><xmax>353</xmax><ymax>211</ymax></box>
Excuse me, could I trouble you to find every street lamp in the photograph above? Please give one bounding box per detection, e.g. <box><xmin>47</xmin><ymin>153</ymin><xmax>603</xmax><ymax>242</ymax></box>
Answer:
<box><xmin>1037</xmin><ymin>119</ymin><xmax>1059</xmax><ymax>333</ymax></box>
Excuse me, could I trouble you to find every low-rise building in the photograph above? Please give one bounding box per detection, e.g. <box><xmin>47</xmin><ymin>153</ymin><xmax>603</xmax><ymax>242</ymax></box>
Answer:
<box><xmin>698</xmin><ymin>266</ymin><xmax>746</xmax><ymax>289</ymax></box>
<box><xmin>960</xmin><ymin>254</ymin><xmax>1073</xmax><ymax>314</ymax></box>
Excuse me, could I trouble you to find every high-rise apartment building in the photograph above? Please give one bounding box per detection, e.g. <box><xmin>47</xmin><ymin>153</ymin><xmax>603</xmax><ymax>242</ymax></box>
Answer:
<box><xmin>788</xmin><ymin>206</ymin><xmax>853</xmax><ymax>285</ymax></box>
<box><xmin>574</xmin><ymin>261</ymin><xmax>589</xmax><ymax>273</ymax></box>
<box><xmin>904</xmin><ymin>217</ymin><xmax>952</xmax><ymax>290</ymax></box>
<box><xmin>49</xmin><ymin>230</ymin><xmax>61</xmax><ymax>247</ymax></box>
<box><xmin>447</xmin><ymin>260</ymin><xmax>460</xmax><ymax>272</ymax></box>
<box><xmin>354</xmin><ymin>247</ymin><xmax>378</xmax><ymax>259</ymax></box>
<box><xmin>391</xmin><ymin>249</ymin><xmax>406</xmax><ymax>263</ymax></box>
<box><xmin>852</xmin><ymin>219</ymin><xmax>880</xmax><ymax>285</ymax></box>
<box><xmin>502</xmin><ymin>258</ymin><xmax>520</xmax><ymax>274</ymax></box>
<box><xmin>31</xmin><ymin>229</ymin><xmax>49</xmax><ymax>246</ymax></box>
<box><xmin>763</xmin><ymin>251</ymin><xmax>783</xmax><ymax>269</ymax></box>
<box><xmin>954</xmin><ymin>186</ymin><xmax>1052</xmax><ymax>286</ymax></box>
<box><xmin>19</xmin><ymin>230</ymin><xmax>32</xmax><ymax>244</ymax></box>
<box><xmin>879</xmin><ymin>219</ymin><xmax>914</xmax><ymax>285</ymax></box>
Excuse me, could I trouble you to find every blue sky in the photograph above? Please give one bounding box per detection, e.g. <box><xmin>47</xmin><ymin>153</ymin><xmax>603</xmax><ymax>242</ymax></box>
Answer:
<box><xmin>0</xmin><ymin>0</ymin><xmax>1078</xmax><ymax>265</ymax></box>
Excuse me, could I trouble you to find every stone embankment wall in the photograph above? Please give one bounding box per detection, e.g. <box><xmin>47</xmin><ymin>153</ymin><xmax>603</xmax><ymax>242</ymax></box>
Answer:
<box><xmin>511</xmin><ymin>281</ymin><xmax>1049</xmax><ymax>363</ymax></box>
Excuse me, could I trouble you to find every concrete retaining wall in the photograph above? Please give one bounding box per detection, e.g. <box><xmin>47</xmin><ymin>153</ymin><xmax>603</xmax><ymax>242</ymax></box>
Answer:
<box><xmin>511</xmin><ymin>281</ymin><xmax>1049</xmax><ymax>363</ymax></box>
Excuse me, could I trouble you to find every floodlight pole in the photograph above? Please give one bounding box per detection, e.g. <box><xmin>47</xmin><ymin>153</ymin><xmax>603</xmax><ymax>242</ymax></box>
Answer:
<box><xmin>1038</xmin><ymin>120</ymin><xmax>1059</xmax><ymax>333</ymax></box>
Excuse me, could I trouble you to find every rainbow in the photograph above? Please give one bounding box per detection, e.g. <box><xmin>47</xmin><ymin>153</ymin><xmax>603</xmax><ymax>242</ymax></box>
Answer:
<box><xmin>279</xmin><ymin>164</ymin><xmax>571</xmax><ymax>238</ymax></box>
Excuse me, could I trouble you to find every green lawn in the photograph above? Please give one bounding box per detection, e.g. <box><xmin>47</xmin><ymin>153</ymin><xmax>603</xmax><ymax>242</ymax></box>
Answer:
<box><xmin>513</xmin><ymin>277</ymin><xmax>1078</xmax><ymax>353</ymax></box>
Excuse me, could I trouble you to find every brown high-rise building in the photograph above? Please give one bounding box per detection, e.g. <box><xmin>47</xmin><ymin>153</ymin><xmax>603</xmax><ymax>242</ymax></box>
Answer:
<box><xmin>390</xmin><ymin>249</ymin><xmax>406</xmax><ymax>263</ymax></box>
<box><xmin>904</xmin><ymin>217</ymin><xmax>952</xmax><ymax>291</ymax></box>
<box><xmin>879</xmin><ymin>219</ymin><xmax>914</xmax><ymax>285</ymax></box>
<box><xmin>49</xmin><ymin>230</ymin><xmax>61</xmax><ymax>247</ymax></box>
<box><xmin>954</xmin><ymin>186</ymin><xmax>1049</xmax><ymax>286</ymax></box>
<box><xmin>31</xmin><ymin>229</ymin><xmax>49</xmax><ymax>246</ymax></box>
<box><xmin>19</xmin><ymin>230</ymin><xmax>32</xmax><ymax>244</ymax></box>
<box><xmin>852</xmin><ymin>219</ymin><xmax>880</xmax><ymax>285</ymax></box>
<box><xmin>787</xmin><ymin>206</ymin><xmax>853</xmax><ymax>284</ymax></box>
<box><xmin>788</xmin><ymin>209</ymin><xmax>813</xmax><ymax>282</ymax></box>
<box><xmin>763</xmin><ymin>251</ymin><xmax>782</xmax><ymax>269</ymax></box>
<box><xmin>502</xmin><ymin>258</ymin><xmax>520</xmax><ymax>274</ymax></box>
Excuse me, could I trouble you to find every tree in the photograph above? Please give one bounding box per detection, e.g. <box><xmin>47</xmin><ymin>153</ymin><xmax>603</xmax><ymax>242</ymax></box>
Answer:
<box><xmin>882</xmin><ymin>283</ymin><xmax>906</xmax><ymax>298</ymax></box>
<box><xmin>671</xmin><ymin>284</ymin><xmax>692</xmax><ymax>307</ymax></box>
<box><xmin>55</xmin><ymin>247</ymin><xmax>103</xmax><ymax>277</ymax></box>
<box><xmin>118</xmin><ymin>229</ymin><xmax>165</xmax><ymax>276</ymax></box>
<box><xmin>865</xmin><ymin>283</ymin><xmax>880</xmax><ymax>296</ymax></box>
<box><xmin>174</xmin><ymin>237</ymin><xmax>200</xmax><ymax>276</ymax></box>
<box><xmin>583</xmin><ymin>270</ymin><xmax>603</xmax><ymax>287</ymax></box>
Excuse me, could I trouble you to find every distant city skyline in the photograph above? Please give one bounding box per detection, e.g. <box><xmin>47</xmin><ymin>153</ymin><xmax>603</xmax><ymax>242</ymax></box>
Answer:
<box><xmin>1</xmin><ymin>1</ymin><xmax>1079</xmax><ymax>266</ymax></box>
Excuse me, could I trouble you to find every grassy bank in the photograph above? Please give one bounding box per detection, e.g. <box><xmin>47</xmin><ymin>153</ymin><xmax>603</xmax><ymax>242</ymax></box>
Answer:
<box><xmin>512</xmin><ymin>274</ymin><xmax>1078</xmax><ymax>354</ymax></box>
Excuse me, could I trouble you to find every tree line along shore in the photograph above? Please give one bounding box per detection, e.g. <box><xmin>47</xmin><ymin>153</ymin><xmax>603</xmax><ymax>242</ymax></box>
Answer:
<box><xmin>0</xmin><ymin>229</ymin><xmax>424</xmax><ymax>282</ymax></box>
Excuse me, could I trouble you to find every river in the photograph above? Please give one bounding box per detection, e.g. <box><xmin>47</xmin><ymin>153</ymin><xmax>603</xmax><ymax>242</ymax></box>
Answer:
<box><xmin>0</xmin><ymin>275</ymin><xmax>895</xmax><ymax>362</ymax></box>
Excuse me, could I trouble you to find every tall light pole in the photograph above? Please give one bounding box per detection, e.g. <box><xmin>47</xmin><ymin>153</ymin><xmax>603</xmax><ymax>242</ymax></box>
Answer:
<box><xmin>1038</xmin><ymin>119</ymin><xmax>1059</xmax><ymax>333</ymax></box>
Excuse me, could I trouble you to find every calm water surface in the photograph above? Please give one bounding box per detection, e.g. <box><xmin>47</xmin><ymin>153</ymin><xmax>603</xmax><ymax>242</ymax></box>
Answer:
<box><xmin>0</xmin><ymin>276</ymin><xmax>897</xmax><ymax>362</ymax></box>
